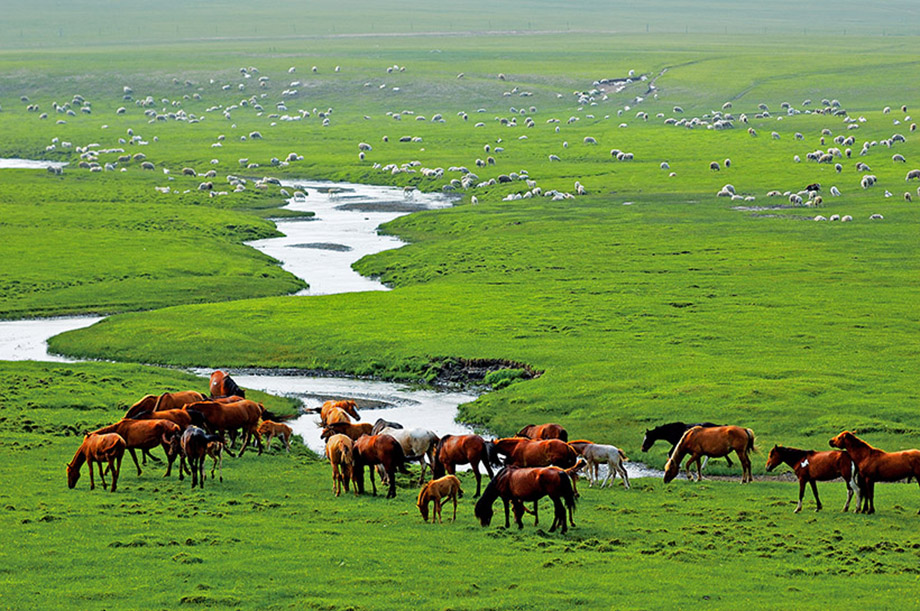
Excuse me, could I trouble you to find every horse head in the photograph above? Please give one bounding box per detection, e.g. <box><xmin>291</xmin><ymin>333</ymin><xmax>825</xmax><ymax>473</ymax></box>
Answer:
<box><xmin>765</xmin><ymin>445</ymin><xmax>782</xmax><ymax>471</ymax></box>
<box><xmin>66</xmin><ymin>462</ymin><xmax>80</xmax><ymax>488</ymax></box>
<box><xmin>662</xmin><ymin>455</ymin><xmax>680</xmax><ymax>484</ymax></box>
<box><xmin>640</xmin><ymin>430</ymin><xmax>653</xmax><ymax>452</ymax></box>
<box><xmin>829</xmin><ymin>431</ymin><xmax>854</xmax><ymax>450</ymax></box>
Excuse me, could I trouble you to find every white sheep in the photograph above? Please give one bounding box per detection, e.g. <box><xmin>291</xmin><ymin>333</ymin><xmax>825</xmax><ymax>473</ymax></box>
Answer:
<box><xmin>830</xmin><ymin>186</ymin><xmax>841</xmax><ymax>197</ymax></box>
<box><xmin>841</xmin><ymin>215</ymin><xmax>853</xmax><ymax>222</ymax></box>
<box><xmin>869</xmin><ymin>213</ymin><xmax>884</xmax><ymax>220</ymax></box>
<box><xmin>905</xmin><ymin>169</ymin><xmax>920</xmax><ymax>181</ymax></box>
<box><xmin>548</xmin><ymin>154</ymin><xmax>561</xmax><ymax>162</ymax></box>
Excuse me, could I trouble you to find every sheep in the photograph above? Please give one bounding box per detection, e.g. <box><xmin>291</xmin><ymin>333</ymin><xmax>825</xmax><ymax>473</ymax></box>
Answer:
<box><xmin>829</xmin><ymin>214</ymin><xmax>840</xmax><ymax>221</ymax></box>
<box><xmin>709</xmin><ymin>161</ymin><xmax>720</xmax><ymax>171</ymax></box>
<box><xmin>811</xmin><ymin>195</ymin><xmax>823</xmax><ymax>207</ymax></box>
<box><xmin>660</xmin><ymin>162</ymin><xmax>670</xmax><ymax>170</ymax></box>
<box><xmin>249</xmin><ymin>131</ymin><xmax>262</xmax><ymax>139</ymax></box>
<box><xmin>140</xmin><ymin>161</ymin><xmax>155</xmax><ymax>170</ymax></box>
<box><xmin>771</xmin><ymin>131</ymin><xmax>780</xmax><ymax>140</ymax></box>
<box><xmin>893</xmin><ymin>154</ymin><xmax>906</xmax><ymax>163</ymax></box>
<box><xmin>869</xmin><ymin>214</ymin><xmax>884</xmax><ymax>220</ymax></box>
<box><xmin>198</xmin><ymin>181</ymin><xmax>213</xmax><ymax>191</ymax></box>
<box><xmin>861</xmin><ymin>175</ymin><xmax>877</xmax><ymax>189</ymax></box>
<box><xmin>841</xmin><ymin>215</ymin><xmax>853</xmax><ymax>222</ymax></box>
<box><xmin>358</xmin><ymin>142</ymin><xmax>372</xmax><ymax>151</ymax></box>
<box><xmin>789</xmin><ymin>194</ymin><xmax>803</xmax><ymax>206</ymax></box>
<box><xmin>182</xmin><ymin>167</ymin><xmax>196</xmax><ymax>176</ymax></box>
<box><xmin>830</xmin><ymin>186</ymin><xmax>841</xmax><ymax>197</ymax></box>
<box><xmin>905</xmin><ymin>192</ymin><xmax>913</xmax><ymax>202</ymax></box>
<box><xmin>583</xmin><ymin>136</ymin><xmax>597</xmax><ymax>145</ymax></box>
<box><xmin>548</xmin><ymin>154</ymin><xmax>561</xmax><ymax>162</ymax></box>
<box><xmin>793</xmin><ymin>155</ymin><xmax>801</xmax><ymax>163</ymax></box>
<box><xmin>835</xmin><ymin>163</ymin><xmax>843</xmax><ymax>173</ymax></box>
<box><xmin>724</xmin><ymin>158</ymin><xmax>732</xmax><ymax>168</ymax></box>
<box><xmin>814</xmin><ymin>216</ymin><xmax>827</xmax><ymax>221</ymax></box>
<box><xmin>907</xmin><ymin>169</ymin><xmax>920</xmax><ymax>181</ymax></box>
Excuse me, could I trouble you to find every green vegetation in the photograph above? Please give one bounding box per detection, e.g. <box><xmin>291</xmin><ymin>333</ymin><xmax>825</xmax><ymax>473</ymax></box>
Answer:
<box><xmin>3</xmin><ymin>0</ymin><xmax>920</xmax><ymax>607</ymax></box>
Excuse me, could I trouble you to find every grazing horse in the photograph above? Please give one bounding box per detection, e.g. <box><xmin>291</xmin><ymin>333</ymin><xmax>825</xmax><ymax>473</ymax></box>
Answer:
<box><xmin>371</xmin><ymin>418</ymin><xmax>403</xmax><ymax>435</ymax></box>
<box><xmin>257</xmin><ymin>420</ymin><xmax>293</xmax><ymax>453</ymax></box>
<box><xmin>66</xmin><ymin>433</ymin><xmax>126</xmax><ymax>492</ymax></box>
<box><xmin>320</xmin><ymin>422</ymin><xmax>374</xmax><ymax>441</ymax></box>
<box><xmin>154</xmin><ymin>390</ymin><xmax>207</xmax><ymax>411</ymax></box>
<box><xmin>433</xmin><ymin>434</ymin><xmax>495</xmax><ymax>497</ymax></box>
<box><xmin>325</xmin><ymin>434</ymin><xmax>355</xmax><ymax>497</ymax></box>
<box><xmin>209</xmin><ymin>370</ymin><xmax>245</xmax><ymax>399</ymax></box>
<box><xmin>89</xmin><ymin>419</ymin><xmax>181</xmax><ymax>477</ymax></box>
<box><xmin>766</xmin><ymin>445</ymin><xmax>859</xmax><ymax>513</ymax></box>
<box><xmin>641</xmin><ymin>422</ymin><xmax>733</xmax><ymax>468</ymax></box>
<box><xmin>663</xmin><ymin>426</ymin><xmax>755</xmax><ymax>484</ymax></box>
<box><xmin>492</xmin><ymin>437</ymin><xmax>579</xmax><ymax>469</ymax></box>
<box><xmin>417</xmin><ymin>475</ymin><xmax>463</xmax><ymax>523</ymax></box>
<box><xmin>179</xmin><ymin>426</ymin><xmax>222</xmax><ymax>488</ymax></box>
<box><xmin>376</xmin><ymin>427</ymin><xmax>439</xmax><ymax>484</ymax></box>
<box><xmin>474</xmin><ymin>466</ymin><xmax>576</xmax><ymax>534</ymax></box>
<box><xmin>516</xmin><ymin>423</ymin><xmax>568</xmax><ymax>442</ymax></box>
<box><xmin>829</xmin><ymin>431</ymin><xmax>920</xmax><ymax>514</ymax></box>
<box><xmin>568</xmin><ymin>440</ymin><xmax>630</xmax><ymax>489</ymax></box>
<box><xmin>352</xmin><ymin>434</ymin><xmax>407</xmax><ymax>498</ymax></box>
<box><xmin>127</xmin><ymin>408</ymin><xmax>205</xmax><ymax>431</ymax></box>
<box><xmin>184</xmin><ymin>400</ymin><xmax>264</xmax><ymax>456</ymax></box>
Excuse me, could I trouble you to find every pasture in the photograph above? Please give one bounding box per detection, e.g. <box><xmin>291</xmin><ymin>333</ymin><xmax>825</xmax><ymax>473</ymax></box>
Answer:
<box><xmin>3</xmin><ymin>0</ymin><xmax>920</xmax><ymax>607</ymax></box>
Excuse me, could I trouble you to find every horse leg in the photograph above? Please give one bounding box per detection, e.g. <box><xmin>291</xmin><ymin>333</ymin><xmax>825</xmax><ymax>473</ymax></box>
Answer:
<box><xmin>471</xmin><ymin>463</ymin><xmax>482</xmax><ymax>498</ymax></box>
<box><xmin>867</xmin><ymin>481</ymin><xmax>876</xmax><ymax>514</ymax></box>
<box><xmin>97</xmin><ymin>460</ymin><xmax>107</xmax><ymax>490</ymax></box>
<box><xmin>129</xmin><ymin>448</ymin><xmax>142</xmax><ymax>476</ymax></box>
<box><xmin>795</xmin><ymin>478</ymin><xmax>806</xmax><ymax>513</ymax></box>
<box><xmin>87</xmin><ymin>459</ymin><xmax>95</xmax><ymax>490</ymax></box>
<box><xmin>418</xmin><ymin>457</ymin><xmax>427</xmax><ymax>486</ymax></box>
<box><xmin>387</xmin><ymin>467</ymin><xmax>397</xmax><ymax>499</ymax></box>
<box><xmin>143</xmin><ymin>448</ymin><xmax>161</xmax><ymax>463</ymax></box>
<box><xmin>700</xmin><ymin>455</ymin><xmax>710</xmax><ymax>472</ymax></box>
<box><xmin>738</xmin><ymin>450</ymin><xmax>752</xmax><ymax>483</ymax></box>
<box><xmin>533</xmin><ymin>501</ymin><xmax>539</xmax><ymax>527</ymax></box>
<box><xmin>284</xmin><ymin>434</ymin><xmax>291</xmax><ymax>454</ymax></box>
<box><xmin>810</xmin><ymin>480</ymin><xmax>822</xmax><ymax>512</ymax></box>
<box><xmin>111</xmin><ymin>456</ymin><xmax>120</xmax><ymax>492</ymax></box>
<box><xmin>238</xmin><ymin>428</ymin><xmax>251</xmax><ymax>457</ymax></box>
<box><xmin>452</xmin><ymin>494</ymin><xmax>458</xmax><ymax>522</ymax></box>
<box><xmin>369</xmin><ymin>464</ymin><xmax>378</xmax><ymax>496</ymax></box>
<box><xmin>551</xmin><ymin>497</ymin><xmax>566</xmax><ymax>534</ymax></box>
<box><xmin>503</xmin><ymin>498</ymin><xmax>511</xmax><ymax>528</ymax></box>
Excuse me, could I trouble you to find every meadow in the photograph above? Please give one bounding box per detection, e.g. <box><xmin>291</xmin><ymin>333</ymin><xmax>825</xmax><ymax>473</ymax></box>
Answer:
<box><xmin>3</xmin><ymin>1</ymin><xmax>920</xmax><ymax>608</ymax></box>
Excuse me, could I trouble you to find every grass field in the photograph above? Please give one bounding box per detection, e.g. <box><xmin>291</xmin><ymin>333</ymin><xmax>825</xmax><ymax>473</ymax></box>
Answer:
<box><xmin>3</xmin><ymin>1</ymin><xmax>920</xmax><ymax>608</ymax></box>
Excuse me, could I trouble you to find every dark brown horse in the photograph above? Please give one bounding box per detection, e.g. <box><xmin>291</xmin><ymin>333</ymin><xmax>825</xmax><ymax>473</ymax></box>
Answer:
<box><xmin>209</xmin><ymin>370</ymin><xmax>245</xmax><ymax>399</ymax></box>
<box><xmin>474</xmin><ymin>466</ymin><xmax>577</xmax><ymax>534</ymax></box>
<box><xmin>829</xmin><ymin>431</ymin><xmax>920</xmax><ymax>514</ymax></box>
<box><xmin>352</xmin><ymin>434</ymin><xmax>407</xmax><ymax>498</ymax></box>
<box><xmin>184</xmin><ymin>400</ymin><xmax>264</xmax><ymax>456</ymax></box>
<box><xmin>89</xmin><ymin>419</ymin><xmax>181</xmax><ymax>477</ymax></box>
<box><xmin>492</xmin><ymin>437</ymin><xmax>579</xmax><ymax>469</ymax></box>
<box><xmin>66</xmin><ymin>433</ymin><xmax>126</xmax><ymax>492</ymax></box>
<box><xmin>179</xmin><ymin>426</ymin><xmax>223</xmax><ymax>488</ymax></box>
<box><xmin>663</xmin><ymin>426</ymin><xmax>755</xmax><ymax>483</ymax></box>
<box><xmin>432</xmin><ymin>434</ymin><xmax>495</xmax><ymax>497</ymax></box>
<box><xmin>766</xmin><ymin>445</ymin><xmax>859</xmax><ymax>513</ymax></box>
<box><xmin>516</xmin><ymin>423</ymin><xmax>568</xmax><ymax>442</ymax></box>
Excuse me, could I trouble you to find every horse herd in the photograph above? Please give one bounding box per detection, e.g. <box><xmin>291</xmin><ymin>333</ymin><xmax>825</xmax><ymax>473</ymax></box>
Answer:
<box><xmin>66</xmin><ymin>373</ymin><xmax>920</xmax><ymax>533</ymax></box>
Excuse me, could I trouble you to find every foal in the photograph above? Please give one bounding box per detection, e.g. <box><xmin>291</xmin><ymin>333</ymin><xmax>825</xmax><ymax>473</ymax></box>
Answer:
<box><xmin>417</xmin><ymin>475</ymin><xmax>463</xmax><ymax>523</ymax></box>
<box><xmin>765</xmin><ymin>445</ymin><xmax>859</xmax><ymax>513</ymax></box>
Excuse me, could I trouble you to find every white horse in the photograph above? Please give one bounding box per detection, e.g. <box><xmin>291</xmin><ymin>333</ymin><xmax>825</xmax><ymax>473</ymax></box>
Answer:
<box><xmin>377</xmin><ymin>427</ymin><xmax>439</xmax><ymax>484</ymax></box>
<box><xmin>568</xmin><ymin>441</ymin><xmax>630</xmax><ymax>489</ymax></box>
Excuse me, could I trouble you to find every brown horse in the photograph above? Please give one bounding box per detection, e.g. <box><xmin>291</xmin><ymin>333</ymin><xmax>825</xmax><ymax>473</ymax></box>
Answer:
<box><xmin>325</xmin><ymin>434</ymin><xmax>355</xmax><ymax>497</ymax></box>
<box><xmin>258</xmin><ymin>420</ymin><xmax>293</xmax><ymax>453</ymax></box>
<box><xmin>66</xmin><ymin>433</ymin><xmax>126</xmax><ymax>492</ymax></box>
<box><xmin>124</xmin><ymin>395</ymin><xmax>159</xmax><ymax>418</ymax></box>
<box><xmin>313</xmin><ymin>399</ymin><xmax>360</xmax><ymax>425</ymax></box>
<box><xmin>126</xmin><ymin>407</ymin><xmax>203</xmax><ymax>431</ymax></box>
<box><xmin>432</xmin><ymin>434</ymin><xmax>495</xmax><ymax>497</ymax></box>
<box><xmin>766</xmin><ymin>445</ymin><xmax>859</xmax><ymax>513</ymax></box>
<box><xmin>474</xmin><ymin>466</ymin><xmax>577</xmax><ymax>534</ymax></box>
<box><xmin>322</xmin><ymin>407</ymin><xmax>353</xmax><ymax>426</ymax></box>
<box><xmin>154</xmin><ymin>391</ymin><xmax>206</xmax><ymax>411</ymax></box>
<box><xmin>663</xmin><ymin>426</ymin><xmax>755</xmax><ymax>483</ymax></box>
<box><xmin>417</xmin><ymin>475</ymin><xmax>463</xmax><ymax>523</ymax></box>
<box><xmin>352</xmin><ymin>434</ymin><xmax>407</xmax><ymax>498</ymax></box>
<box><xmin>516</xmin><ymin>423</ymin><xmax>568</xmax><ymax>442</ymax></box>
<box><xmin>209</xmin><ymin>370</ymin><xmax>245</xmax><ymax>399</ymax></box>
<box><xmin>512</xmin><ymin>461</ymin><xmax>585</xmax><ymax>529</ymax></box>
<box><xmin>829</xmin><ymin>431</ymin><xmax>920</xmax><ymax>514</ymax></box>
<box><xmin>89</xmin><ymin>419</ymin><xmax>181</xmax><ymax>477</ymax></box>
<box><xmin>320</xmin><ymin>422</ymin><xmax>374</xmax><ymax>441</ymax></box>
<box><xmin>184</xmin><ymin>400</ymin><xmax>264</xmax><ymax>456</ymax></box>
<box><xmin>492</xmin><ymin>437</ymin><xmax>579</xmax><ymax>469</ymax></box>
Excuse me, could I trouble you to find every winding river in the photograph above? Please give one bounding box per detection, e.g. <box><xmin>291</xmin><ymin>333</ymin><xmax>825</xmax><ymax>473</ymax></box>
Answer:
<box><xmin>0</xmin><ymin>168</ymin><xmax>661</xmax><ymax>477</ymax></box>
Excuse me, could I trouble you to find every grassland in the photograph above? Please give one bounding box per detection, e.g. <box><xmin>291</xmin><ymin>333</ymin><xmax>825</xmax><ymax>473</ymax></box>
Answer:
<box><xmin>3</xmin><ymin>0</ymin><xmax>920</xmax><ymax>608</ymax></box>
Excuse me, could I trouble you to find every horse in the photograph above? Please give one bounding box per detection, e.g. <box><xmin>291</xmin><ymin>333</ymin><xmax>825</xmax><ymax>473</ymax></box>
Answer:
<box><xmin>371</xmin><ymin>418</ymin><xmax>403</xmax><ymax>435</ymax></box>
<box><xmin>376</xmin><ymin>427</ymin><xmax>439</xmax><ymax>485</ymax></box>
<box><xmin>474</xmin><ymin>466</ymin><xmax>576</xmax><ymax>534</ymax></box>
<box><xmin>322</xmin><ymin>407</ymin><xmax>353</xmax><ymax>426</ymax></box>
<box><xmin>513</xmin><ymin>461</ymin><xmax>586</xmax><ymax>529</ymax></box>
<box><xmin>641</xmin><ymin>422</ymin><xmax>733</xmax><ymax>469</ymax></box>
<box><xmin>432</xmin><ymin>434</ymin><xmax>495</xmax><ymax>497</ymax></box>
<box><xmin>663</xmin><ymin>426</ymin><xmax>755</xmax><ymax>484</ymax></box>
<box><xmin>320</xmin><ymin>422</ymin><xmax>374</xmax><ymax>441</ymax></box>
<box><xmin>765</xmin><ymin>445</ymin><xmax>859</xmax><ymax>513</ymax></box>
<box><xmin>179</xmin><ymin>426</ymin><xmax>222</xmax><ymax>488</ymax></box>
<box><xmin>126</xmin><ymin>407</ymin><xmax>206</xmax><ymax>431</ymax></box>
<box><xmin>206</xmin><ymin>439</ymin><xmax>234</xmax><ymax>483</ymax></box>
<box><xmin>417</xmin><ymin>475</ymin><xmax>463</xmax><ymax>523</ymax></box>
<box><xmin>492</xmin><ymin>437</ymin><xmax>579</xmax><ymax>469</ymax></box>
<box><xmin>568</xmin><ymin>440</ymin><xmax>630</xmax><ymax>489</ymax></box>
<box><xmin>154</xmin><ymin>390</ymin><xmax>207</xmax><ymax>411</ymax></box>
<box><xmin>257</xmin><ymin>420</ymin><xmax>293</xmax><ymax>453</ymax></box>
<box><xmin>89</xmin><ymin>419</ymin><xmax>181</xmax><ymax>477</ymax></box>
<box><xmin>309</xmin><ymin>399</ymin><xmax>360</xmax><ymax>425</ymax></box>
<box><xmin>209</xmin><ymin>370</ymin><xmax>245</xmax><ymax>399</ymax></box>
<box><xmin>829</xmin><ymin>431</ymin><xmax>920</xmax><ymax>514</ymax></box>
<box><xmin>66</xmin><ymin>433</ymin><xmax>126</xmax><ymax>492</ymax></box>
<box><xmin>184</xmin><ymin>400</ymin><xmax>264</xmax><ymax>456</ymax></box>
<box><xmin>123</xmin><ymin>394</ymin><xmax>159</xmax><ymax>419</ymax></box>
<box><xmin>324</xmin><ymin>433</ymin><xmax>355</xmax><ymax>497</ymax></box>
<box><xmin>516</xmin><ymin>423</ymin><xmax>568</xmax><ymax>442</ymax></box>
<box><xmin>352</xmin><ymin>434</ymin><xmax>407</xmax><ymax>498</ymax></box>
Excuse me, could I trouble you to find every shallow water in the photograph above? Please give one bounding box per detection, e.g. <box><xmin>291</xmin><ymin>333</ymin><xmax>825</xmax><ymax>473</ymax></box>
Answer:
<box><xmin>0</xmin><ymin>316</ymin><xmax>103</xmax><ymax>361</ymax></box>
<box><xmin>0</xmin><ymin>158</ymin><xmax>67</xmax><ymax>170</ymax></box>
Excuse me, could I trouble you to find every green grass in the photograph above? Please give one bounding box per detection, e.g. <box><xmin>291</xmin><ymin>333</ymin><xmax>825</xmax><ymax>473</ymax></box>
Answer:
<box><xmin>3</xmin><ymin>1</ymin><xmax>920</xmax><ymax>607</ymax></box>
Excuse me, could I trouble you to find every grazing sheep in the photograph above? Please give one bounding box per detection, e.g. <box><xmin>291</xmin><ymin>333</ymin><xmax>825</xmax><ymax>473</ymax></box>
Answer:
<box><xmin>182</xmin><ymin>167</ymin><xmax>196</xmax><ymax>176</ymax></box>
<box><xmin>893</xmin><ymin>154</ymin><xmax>906</xmax><ymax>163</ymax></box>
<box><xmin>724</xmin><ymin>158</ymin><xmax>732</xmax><ymax>168</ymax></box>
<box><xmin>830</xmin><ymin>186</ymin><xmax>841</xmax><ymax>197</ymax></box>
<box><xmin>835</xmin><ymin>163</ymin><xmax>843</xmax><ymax>173</ymax></box>
<box><xmin>793</xmin><ymin>155</ymin><xmax>801</xmax><ymax>163</ymax></box>
<box><xmin>583</xmin><ymin>136</ymin><xmax>597</xmax><ymax>145</ymax></box>
<box><xmin>905</xmin><ymin>192</ymin><xmax>913</xmax><ymax>202</ymax></box>
<box><xmin>811</xmin><ymin>195</ymin><xmax>823</xmax><ymax>206</ymax></box>
<box><xmin>814</xmin><ymin>216</ymin><xmax>827</xmax><ymax>221</ymax></box>
<box><xmin>789</xmin><ymin>194</ymin><xmax>803</xmax><ymax>206</ymax></box>
<box><xmin>140</xmin><ymin>161</ymin><xmax>155</xmax><ymax>170</ymax></box>
<box><xmin>841</xmin><ymin>215</ymin><xmax>853</xmax><ymax>222</ymax></box>
<box><xmin>660</xmin><ymin>162</ymin><xmax>670</xmax><ymax>170</ymax></box>
<box><xmin>198</xmin><ymin>181</ymin><xmax>213</xmax><ymax>191</ymax></box>
<box><xmin>869</xmin><ymin>214</ymin><xmax>884</xmax><ymax>220</ymax></box>
<box><xmin>905</xmin><ymin>169</ymin><xmax>920</xmax><ymax>181</ymax></box>
<box><xmin>772</xmin><ymin>131</ymin><xmax>780</xmax><ymax>140</ymax></box>
<box><xmin>830</xmin><ymin>214</ymin><xmax>840</xmax><ymax>221</ymax></box>
<box><xmin>548</xmin><ymin>154</ymin><xmax>561</xmax><ymax>162</ymax></box>
<box><xmin>249</xmin><ymin>131</ymin><xmax>262</xmax><ymax>139</ymax></box>
<box><xmin>709</xmin><ymin>161</ymin><xmax>720</xmax><ymax>171</ymax></box>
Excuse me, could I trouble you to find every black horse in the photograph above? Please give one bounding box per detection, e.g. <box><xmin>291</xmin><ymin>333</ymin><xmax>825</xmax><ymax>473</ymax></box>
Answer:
<box><xmin>641</xmin><ymin>422</ymin><xmax>733</xmax><ymax>467</ymax></box>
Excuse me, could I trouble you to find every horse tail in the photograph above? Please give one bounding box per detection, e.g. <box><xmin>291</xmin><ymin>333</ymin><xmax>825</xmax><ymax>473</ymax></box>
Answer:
<box><xmin>618</xmin><ymin>448</ymin><xmax>629</xmax><ymax>462</ymax></box>
<box><xmin>394</xmin><ymin>442</ymin><xmax>410</xmax><ymax>474</ymax></box>
<box><xmin>432</xmin><ymin>435</ymin><xmax>451</xmax><ymax>478</ymax></box>
<box><xmin>561</xmin><ymin>471</ymin><xmax>577</xmax><ymax>513</ymax></box>
<box><xmin>745</xmin><ymin>428</ymin><xmax>757</xmax><ymax>454</ymax></box>
<box><xmin>559</xmin><ymin>428</ymin><xmax>568</xmax><ymax>442</ymax></box>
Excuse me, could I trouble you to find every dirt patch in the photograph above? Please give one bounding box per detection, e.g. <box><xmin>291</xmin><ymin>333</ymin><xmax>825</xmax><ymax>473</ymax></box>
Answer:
<box><xmin>425</xmin><ymin>357</ymin><xmax>542</xmax><ymax>387</ymax></box>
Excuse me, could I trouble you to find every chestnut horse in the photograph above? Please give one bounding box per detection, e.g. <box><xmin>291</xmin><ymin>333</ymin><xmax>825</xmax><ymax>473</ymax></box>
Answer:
<box><xmin>127</xmin><ymin>407</ymin><xmax>206</xmax><ymax>431</ymax></box>
<box><xmin>663</xmin><ymin>426</ymin><xmax>755</xmax><ymax>484</ymax></box>
<box><xmin>320</xmin><ymin>422</ymin><xmax>374</xmax><ymax>441</ymax></box>
<box><xmin>474</xmin><ymin>466</ymin><xmax>577</xmax><ymax>534</ymax></box>
<box><xmin>492</xmin><ymin>437</ymin><xmax>579</xmax><ymax>469</ymax></box>
<box><xmin>258</xmin><ymin>420</ymin><xmax>293</xmax><ymax>453</ymax></box>
<box><xmin>433</xmin><ymin>434</ymin><xmax>495</xmax><ymax>497</ymax></box>
<box><xmin>66</xmin><ymin>433</ymin><xmax>126</xmax><ymax>492</ymax></box>
<box><xmin>89</xmin><ymin>419</ymin><xmax>181</xmax><ymax>477</ymax></box>
<box><xmin>352</xmin><ymin>434</ymin><xmax>407</xmax><ymax>498</ymax></box>
<box><xmin>829</xmin><ymin>431</ymin><xmax>920</xmax><ymax>514</ymax></box>
<box><xmin>325</xmin><ymin>434</ymin><xmax>355</xmax><ymax>496</ymax></box>
<box><xmin>154</xmin><ymin>391</ymin><xmax>206</xmax><ymax>411</ymax></box>
<box><xmin>417</xmin><ymin>475</ymin><xmax>463</xmax><ymax>523</ymax></box>
<box><xmin>516</xmin><ymin>423</ymin><xmax>568</xmax><ymax>442</ymax></box>
<box><xmin>322</xmin><ymin>407</ymin><xmax>353</xmax><ymax>426</ymax></box>
<box><xmin>766</xmin><ymin>445</ymin><xmax>859</xmax><ymax>513</ymax></box>
<box><xmin>184</xmin><ymin>400</ymin><xmax>264</xmax><ymax>456</ymax></box>
<box><xmin>641</xmin><ymin>422</ymin><xmax>733</xmax><ymax>469</ymax></box>
<box><xmin>209</xmin><ymin>370</ymin><xmax>245</xmax><ymax>399</ymax></box>
<box><xmin>314</xmin><ymin>400</ymin><xmax>360</xmax><ymax>425</ymax></box>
